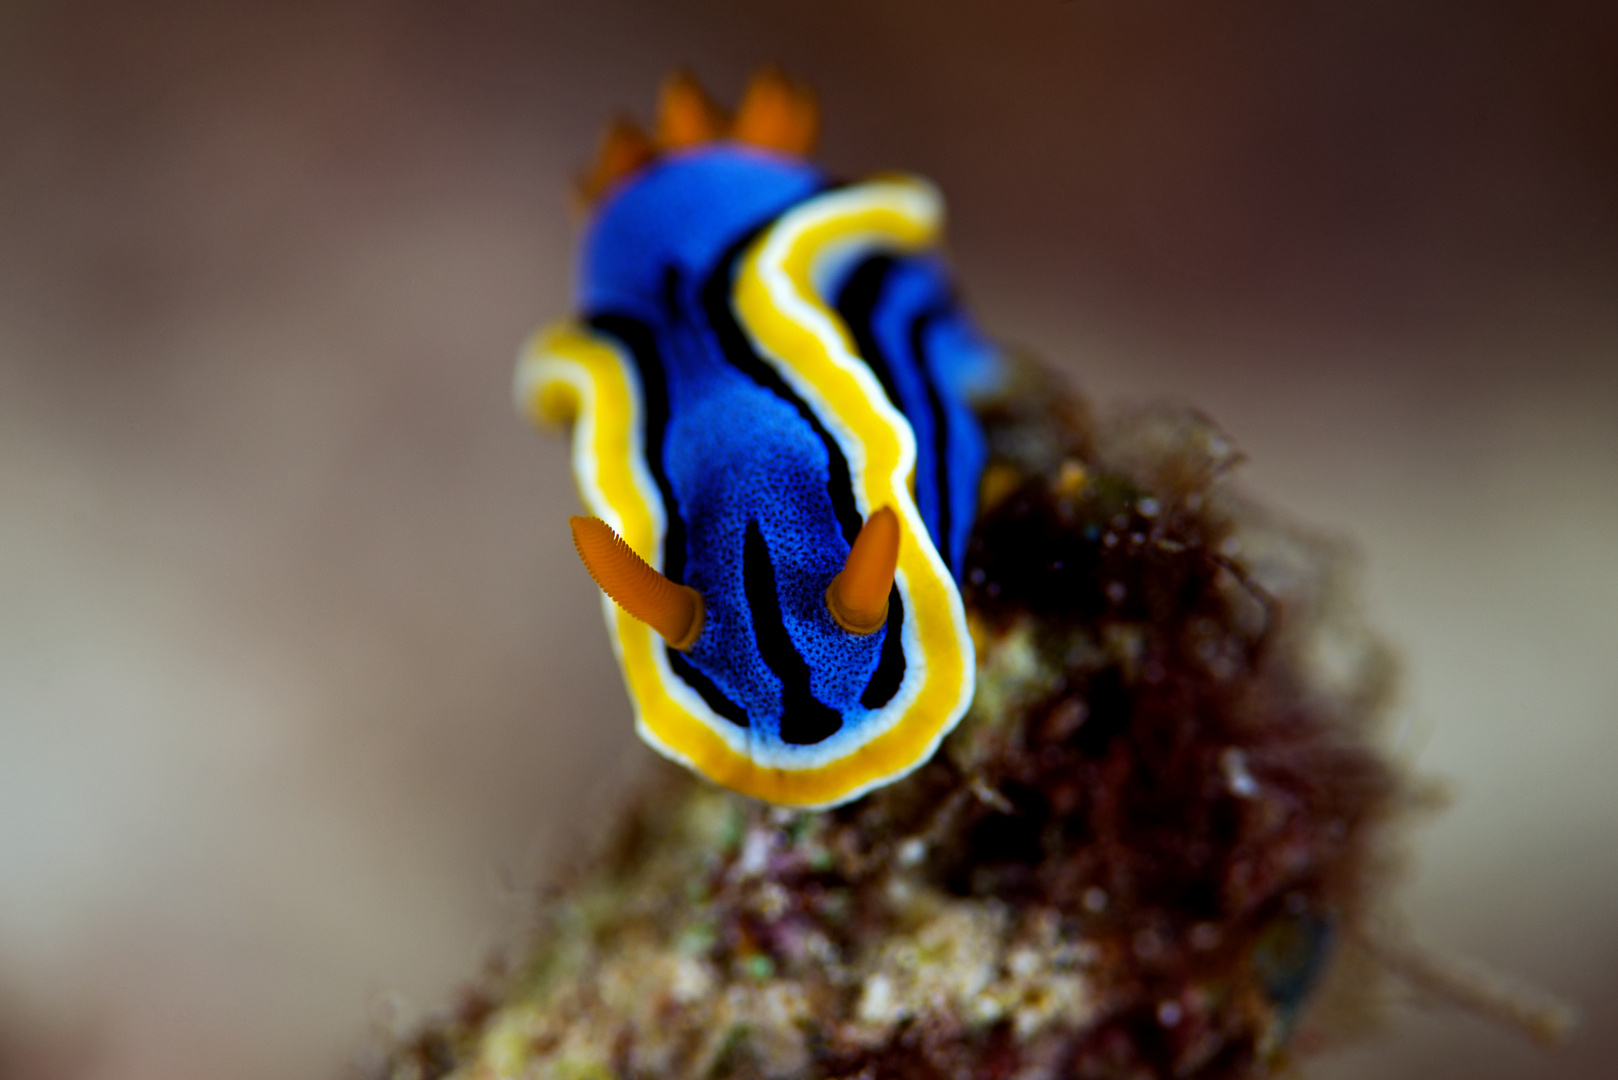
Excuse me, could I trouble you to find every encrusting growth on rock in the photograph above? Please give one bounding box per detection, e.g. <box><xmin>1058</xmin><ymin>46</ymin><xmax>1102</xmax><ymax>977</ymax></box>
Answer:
<box><xmin>362</xmin><ymin>358</ymin><xmax>1450</xmax><ymax>1080</ymax></box>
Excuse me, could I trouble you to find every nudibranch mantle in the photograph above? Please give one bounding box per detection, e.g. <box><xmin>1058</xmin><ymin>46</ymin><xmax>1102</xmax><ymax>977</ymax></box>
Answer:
<box><xmin>517</xmin><ymin>99</ymin><xmax>1000</xmax><ymax>807</ymax></box>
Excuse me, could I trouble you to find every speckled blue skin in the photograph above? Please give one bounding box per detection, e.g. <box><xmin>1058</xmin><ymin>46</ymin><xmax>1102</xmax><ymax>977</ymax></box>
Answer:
<box><xmin>579</xmin><ymin>146</ymin><xmax>995</xmax><ymax>749</ymax></box>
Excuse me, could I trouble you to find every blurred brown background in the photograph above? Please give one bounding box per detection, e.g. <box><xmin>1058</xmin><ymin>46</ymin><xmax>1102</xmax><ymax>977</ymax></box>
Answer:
<box><xmin>0</xmin><ymin>1</ymin><xmax>1614</xmax><ymax>1077</ymax></box>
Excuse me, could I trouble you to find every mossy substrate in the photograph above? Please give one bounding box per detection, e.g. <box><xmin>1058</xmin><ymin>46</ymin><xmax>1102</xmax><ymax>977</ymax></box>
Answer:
<box><xmin>369</xmin><ymin>362</ymin><xmax>1410</xmax><ymax>1080</ymax></box>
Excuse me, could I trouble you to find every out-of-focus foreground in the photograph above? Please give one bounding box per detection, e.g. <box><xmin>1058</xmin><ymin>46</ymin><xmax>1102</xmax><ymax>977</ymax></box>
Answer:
<box><xmin>0</xmin><ymin>3</ymin><xmax>1613</xmax><ymax>1079</ymax></box>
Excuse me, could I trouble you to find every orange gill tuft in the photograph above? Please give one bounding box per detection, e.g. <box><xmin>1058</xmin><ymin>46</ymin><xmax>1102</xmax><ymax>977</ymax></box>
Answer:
<box><xmin>577</xmin><ymin>116</ymin><xmax>657</xmax><ymax>205</ymax></box>
<box><xmin>656</xmin><ymin>70</ymin><xmax>729</xmax><ymax>148</ymax></box>
<box><xmin>732</xmin><ymin>67</ymin><xmax>819</xmax><ymax>156</ymax></box>
<box><xmin>578</xmin><ymin>68</ymin><xmax>818</xmax><ymax>206</ymax></box>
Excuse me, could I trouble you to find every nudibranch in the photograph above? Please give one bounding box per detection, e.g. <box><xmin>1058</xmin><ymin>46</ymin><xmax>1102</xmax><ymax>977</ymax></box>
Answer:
<box><xmin>516</xmin><ymin>71</ymin><xmax>1002</xmax><ymax>807</ymax></box>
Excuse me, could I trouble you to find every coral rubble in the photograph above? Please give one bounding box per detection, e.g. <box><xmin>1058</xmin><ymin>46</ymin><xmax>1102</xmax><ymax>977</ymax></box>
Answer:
<box><xmin>367</xmin><ymin>361</ymin><xmax>1411</xmax><ymax>1080</ymax></box>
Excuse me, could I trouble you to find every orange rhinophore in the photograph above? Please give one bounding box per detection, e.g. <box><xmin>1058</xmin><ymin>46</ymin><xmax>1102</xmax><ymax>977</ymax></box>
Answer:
<box><xmin>570</xmin><ymin>515</ymin><xmax>704</xmax><ymax>650</ymax></box>
<box><xmin>827</xmin><ymin>507</ymin><xmax>900</xmax><ymax>635</ymax></box>
<box><xmin>732</xmin><ymin>67</ymin><xmax>818</xmax><ymax>156</ymax></box>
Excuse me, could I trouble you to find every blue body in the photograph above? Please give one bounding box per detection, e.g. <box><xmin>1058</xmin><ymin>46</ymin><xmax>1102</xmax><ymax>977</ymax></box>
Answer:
<box><xmin>579</xmin><ymin>147</ymin><xmax>996</xmax><ymax>749</ymax></box>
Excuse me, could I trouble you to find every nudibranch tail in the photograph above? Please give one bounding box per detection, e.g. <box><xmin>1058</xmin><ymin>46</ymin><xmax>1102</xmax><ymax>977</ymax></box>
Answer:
<box><xmin>827</xmin><ymin>507</ymin><xmax>899</xmax><ymax>635</ymax></box>
<box><xmin>570</xmin><ymin>515</ymin><xmax>704</xmax><ymax>651</ymax></box>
